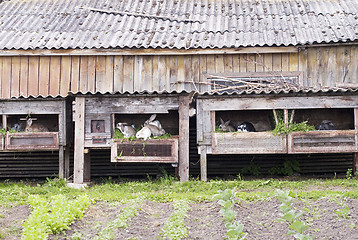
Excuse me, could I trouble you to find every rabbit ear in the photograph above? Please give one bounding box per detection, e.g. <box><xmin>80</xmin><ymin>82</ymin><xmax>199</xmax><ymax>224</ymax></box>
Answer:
<box><xmin>148</xmin><ymin>114</ymin><xmax>156</xmax><ymax>122</ymax></box>
<box><xmin>220</xmin><ymin>118</ymin><xmax>224</xmax><ymax>124</ymax></box>
<box><xmin>224</xmin><ymin>120</ymin><xmax>230</xmax><ymax>126</ymax></box>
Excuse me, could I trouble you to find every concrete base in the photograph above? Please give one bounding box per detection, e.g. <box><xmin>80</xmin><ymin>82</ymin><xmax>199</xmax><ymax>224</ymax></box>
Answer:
<box><xmin>67</xmin><ymin>182</ymin><xmax>91</xmax><ymax>189</ymax></box>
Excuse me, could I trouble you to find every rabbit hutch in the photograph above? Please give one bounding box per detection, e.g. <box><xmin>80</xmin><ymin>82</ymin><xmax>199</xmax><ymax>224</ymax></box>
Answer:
<box><xmin>196</xmin><ymin>89</ymin><xmax>358</xmax><ymax>181</ymax></box>
<box><xmin>0</xmin><ymin>98</ymin><xmax>71</xmax><ymax>178</ymax></box>
<box><xmin>73</xmin><ymin>93</ymin><xmax>191</xmax><ymax>184</ymax></box>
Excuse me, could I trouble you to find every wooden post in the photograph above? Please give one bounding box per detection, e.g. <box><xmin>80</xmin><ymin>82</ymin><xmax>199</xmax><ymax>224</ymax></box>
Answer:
<box><xmin>284</xmin><ymin>109</ymin><xmax>289</xmax><ymax>128</ymax></box>
<box><xmin>59</xmin><ymin>145</ymin><xmax>65</xmax><ymax>178</ymax></box>
<box><xmin>273</xmin><ymin>110</ymin><xmax>278</xmax><ymax>125</ymax></box>
<box><xmin>58</xmin><ymin>145</ymin><xmax>71</xmax><ymax>179</ymax></box>
<box><xmin>354</xmin><ymin>154</ymin><xmax>358</xmax><ymax>174</ymax></box>
<box><xmin>84</xmin><ymin>150</ymin><xmax>91</xmax><ymax>182</ymax></box>
<box><xmin>178</xmin><ymin>95</ymin><xmax>190</xmax><ymax>182</ymax></box>
<box><xmin>200</xmin><ymin>146</ymin><xmax>207</xmax><ymax>181</ymax></box>
<box><xmin>64</xmin><ymin>145</ymin><xmax>70</xmax><ymax>179</ymax></box>
<box><xmin>2</xmin><ymin>115</ymin><xmax>7</xmax><ymax>130</ymax></box>
<box><xmin>73</xmin><ymin>97</ymin><xmax>86</xmax><ymax>184</ymax></box>
<box><xmin>354</xmin><ymin>108</ymin><xmax>358</xmax><ymax>173</ymax></box>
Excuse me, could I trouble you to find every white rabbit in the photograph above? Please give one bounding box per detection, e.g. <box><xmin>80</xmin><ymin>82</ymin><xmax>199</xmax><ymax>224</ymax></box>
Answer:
<box><xmin>135</xmin><ymin>126</ymin><xmax>151</xmax><ymax>140</ymax></box>
<box><xmin>116</xmin><ymin>122</ymin><xmax>136</xmax><ymax>138</ymax></box>
<box><xmin>25</xmin><ymin>118</ymin><xmax>49</xmax><ymax>132</ymax></box>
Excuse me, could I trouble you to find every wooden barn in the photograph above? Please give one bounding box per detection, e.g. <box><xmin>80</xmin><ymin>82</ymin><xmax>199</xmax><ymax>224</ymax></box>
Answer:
<box><xmin>0</xmin><ymin>0</ymin><xmax>358</xmax><ymax>183</ymax></box>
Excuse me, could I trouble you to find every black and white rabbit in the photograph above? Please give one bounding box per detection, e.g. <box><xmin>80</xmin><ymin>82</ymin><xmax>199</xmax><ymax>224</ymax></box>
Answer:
<box><xmin>315</xmin><ymin>120</ymin><xmax>336</xmax><ymax>130</ymax></box>
<box><xmin>237</xmin><ymin>122</ymin><xmax>256</xmax><ymax>132</ymax></box>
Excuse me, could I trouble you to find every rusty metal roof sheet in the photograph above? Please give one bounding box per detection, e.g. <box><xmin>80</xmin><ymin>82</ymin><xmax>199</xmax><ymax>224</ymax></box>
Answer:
<box><xmin>1</xmin><ymin>0</ymin><xmax>358</xmax><ymax>50</ymax></box>
<box><xmin>198</xmin><ymin>87</ymin><xmax>358</xmax><ymax>96</ymax></box>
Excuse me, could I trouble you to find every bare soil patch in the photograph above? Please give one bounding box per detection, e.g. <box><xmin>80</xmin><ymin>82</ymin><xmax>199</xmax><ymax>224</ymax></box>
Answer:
<box><xmin>1</xmin><ymin>197</ymin><xmax>358</xmax><ymax>239</ymax></box>
<box><xmin>0</xmin><ymin>205</ymin><xmax>30</xmax><ymax>240</ymax></box>
<box><xmin>48</xmin><ymin>198</ymin><xmax>358</xmax><ymax>240</ymax></box>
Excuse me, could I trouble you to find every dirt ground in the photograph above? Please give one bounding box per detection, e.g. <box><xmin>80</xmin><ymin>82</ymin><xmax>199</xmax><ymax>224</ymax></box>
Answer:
<box><xmin>1</xmin><ymin>198</ymin><xmax>358</xmax><ymax>239</ymax></box>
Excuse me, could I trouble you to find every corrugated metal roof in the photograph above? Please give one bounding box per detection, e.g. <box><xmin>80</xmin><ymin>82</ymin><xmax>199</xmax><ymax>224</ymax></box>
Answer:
<box><xmin>199</xmin><ymin>87</ymin><xmax>358</xmax><ymax>96</ymax></box>
<box><xmin>1</xmin><ymin>0</ymin><xmax>358</xmax><ymax>50</ymax></box>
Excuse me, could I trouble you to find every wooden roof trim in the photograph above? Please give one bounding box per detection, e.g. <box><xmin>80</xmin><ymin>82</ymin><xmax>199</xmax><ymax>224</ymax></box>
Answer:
<box><xmin>0</xmin><ymin>47</ymin><xmax>298</xmax><ymax>56</ymax></box>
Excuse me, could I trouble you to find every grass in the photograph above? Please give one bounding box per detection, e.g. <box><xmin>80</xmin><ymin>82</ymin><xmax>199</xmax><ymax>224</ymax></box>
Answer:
<box><xmin>0</xmin><ymin>177</ymin><xmax>358</xmax><ymax>207</ymax></box>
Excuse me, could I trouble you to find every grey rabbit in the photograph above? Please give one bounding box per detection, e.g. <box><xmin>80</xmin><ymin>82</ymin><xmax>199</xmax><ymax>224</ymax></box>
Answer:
<box><xmin>144</xmin><ymin>114</ymin><xmax>165</xmax><ymax>136</ymax></box>
<box><xmin>11</xmin><ymin>123</ymin><xmax>24</xmax><ymax>132</ymax></box>
<box><xmin>219</xmin><ymin>118</ymin><xmax>236</xmax><ymax>132</ymax></box>
<box><xmin>136</xmin><ymin>114</ymin><xmax>166</xmax><ymax>139</ymax></box>
<box><xmin>116</xmin><ymin>122</ymin><xmax>136</xmax><ymax>138</ymax></box>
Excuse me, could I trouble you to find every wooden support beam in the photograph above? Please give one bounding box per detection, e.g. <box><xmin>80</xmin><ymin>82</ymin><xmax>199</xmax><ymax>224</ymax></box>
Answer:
<box><xmin>59</xmin><ymin>145</ymin><xmax>70</xmax><ymax>179</ymax></box>
<box><xmin>73</xmin><ymin>97</ymin><xmax>86</xmax><ymax>184</ymax></box>
<box><xmin>354</xmin><ymin>108</ymin><xmax>358</xmax><ymax>173</ymax></box>
<box><xmin>354</xmin><ymin>153</ymin><xmax>358</xmax><ymax>174</ymax></box>
<box><xmin>178</xmin><ymin>95</ymin><xmax>190</xmax><ymax>182</ymax></box>
<box><xmin>284</xmin><ymin>109</ymin><xmax>289</xmax><ymax>128</ymax></box>
<box><xmin>273</xmin><ymin>109</ymin><xmax>278</xmax><ymax>125</ymax></box>
<box><xmin>64</xmin><ymin>145</ymin><xmax>70</xmax><ymax>179</ymax></box>
<box><xmin>84</xmin><ymin>151</ymin><xmax>91</xmax><ymax>182</ymax></box>
<box><xmin>200</xmin><ymin>146</ymin><xmax>207</xmax><ymax>181</ymax></box>
<box><xmin>59</xmin><ymin>145</ymin><xmax>65</xmax><ymax>179</ymax></box>
<box><xmin>289</xmin><ymin>110</ymin><xmax>295</xmax><ymax>123</ymax></box>
<box><xmin>2</xmin><ymin>115</ymin><xmax>7</xmax><ymax>130</ymax></box>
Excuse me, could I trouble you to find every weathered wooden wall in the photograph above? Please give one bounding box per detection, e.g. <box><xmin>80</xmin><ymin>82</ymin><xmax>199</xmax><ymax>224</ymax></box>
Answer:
<box><xmin>0</xmin><ymin>46</ymin><xmax>357</xmax><ymax>98</ymax></box>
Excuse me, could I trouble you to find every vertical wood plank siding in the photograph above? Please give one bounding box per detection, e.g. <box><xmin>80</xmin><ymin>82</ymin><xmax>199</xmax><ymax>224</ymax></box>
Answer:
<box><xmin>1</xmin><ymin>46</ymin><xmax>358</xmax><ymax>98</ymax></box>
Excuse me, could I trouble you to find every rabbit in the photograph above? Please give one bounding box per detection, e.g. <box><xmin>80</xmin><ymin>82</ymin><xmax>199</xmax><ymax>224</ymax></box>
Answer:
<box><xmin>144</xmin><ymin>114</ymin><xmax>157</xmax><ymax>126</ymax></box>
<box><xmin>135</xmin><ymin>126</ymin><xmax>152</xmax><ymax>140</ymax></box>
<box><xmin>147</xmin><ymin>120</ymin><xmax>163</xmax><ymax>130</ymax></box>
<box><xmin>11</xmin><ymin>123</ymin><xmax>24</xmax><ymax>132</ymax></box>
<box><xmin>237</xmin><ymin>122</ymin><xmax>256</xmax><ymax>132</ymax></box>
<box><xmin>25</xmin><ymin>118</ymin><xmax>49</xmax><ymax>132</ymax></box>
<box><xmin>315</xmin><ymin>120</ymin><xmax>336</xmax><ymax>130</ymax></box>
<box><xmin>116</xmin><ymin>122</ymin><xmax>136</xmax><ymax>138</ymax></box>
<box><xmin>143</xmin><ymin>114</ymin><xmax>166</xmax><ymax>137</ymax></box>
<box><xmin>218</xmin><ymin>118</ymin><xmax>236</xmax><ymax>132</ymax></box>
<box><xmin>146</xmin><ymin>124</ymin><xmax>166</xmax><ymax>137</ymax></box>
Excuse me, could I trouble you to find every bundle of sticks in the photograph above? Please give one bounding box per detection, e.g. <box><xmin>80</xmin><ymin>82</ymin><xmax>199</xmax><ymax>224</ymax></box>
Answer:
<box><xmin>208</xmin><ymin>74</ymin><xmax>302</xmax><ymax>93</ymax></box>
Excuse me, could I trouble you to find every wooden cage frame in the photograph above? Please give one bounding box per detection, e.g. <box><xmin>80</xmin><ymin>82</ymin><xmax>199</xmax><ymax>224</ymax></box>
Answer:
<box><xmin>0</xmin><ymin>98</ymin><xmax>72</xmax><ymax>178</ymax></box>
<box><xmin>73</xmin><ymin>93</ymin><xmax>192</xmax><ymax>184</ymax></box>
<box><xmin>197</xmin><ymin>93</ymin><xmax>358</xmax><ymax>181</ymax></box>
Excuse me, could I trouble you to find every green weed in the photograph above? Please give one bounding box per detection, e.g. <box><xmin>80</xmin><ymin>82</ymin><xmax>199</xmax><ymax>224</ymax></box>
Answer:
<box><xmin>159</xmin><ymin>200</ymin><xmax>190</xmax><ymax>240</ymax></box>
<box><xmin>269</xmin><ymin>159</ymin><xmax>300</xmax><ymax>176</ymax></box>
<box><xmin>241</xmin><ymin>162</ymin><xmax>261</xmax><ymax>176</ymax></box>
<box><xmin>21</xmin><ymin>194</ymin><xmax>90</xmax><ymax>240</ymax></box>
<box><xmin>94</xmin><ymin>197</ymin><xmax>143</xmax><ymax>240</ymax></box>
<box><xmin>277</xmin><ymin>190</ymin><xmax>313</xmax><ymax>240</ymax></box>
<box><xmin>213</xmin><ymin>189</ymin><xmax>247</xmax><ymax>240</ymax></box>
<box><xmin>334</xmin><ymin>205</ymin><xmax>350</xmax><ymax>219</ymax></box>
